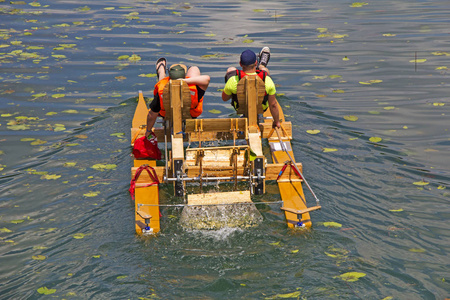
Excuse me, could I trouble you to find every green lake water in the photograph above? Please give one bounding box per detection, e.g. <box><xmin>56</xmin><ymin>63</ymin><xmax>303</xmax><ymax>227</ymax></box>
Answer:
<box><xmin>0</xmin><ymin>0</ymin><xmax>449</xmax><ymax>299</ymax></box>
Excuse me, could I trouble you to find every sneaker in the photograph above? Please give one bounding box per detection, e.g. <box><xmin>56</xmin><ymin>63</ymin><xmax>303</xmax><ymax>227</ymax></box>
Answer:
<box><xmin>258</xmin><ymin>47</ymin><xmax>271</xmax><ymax>68</ymax></box>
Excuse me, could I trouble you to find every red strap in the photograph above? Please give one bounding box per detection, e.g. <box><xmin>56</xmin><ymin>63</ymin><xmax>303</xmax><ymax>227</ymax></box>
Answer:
<box><xmin>276</xmin><ymin>162</ymin><xmax>303</xmax><ymax>181</ymax></box>
<box><xmin>129</xmin><ymin>165</ymin><xmax>159</xmax><ymax>200</ymax></box>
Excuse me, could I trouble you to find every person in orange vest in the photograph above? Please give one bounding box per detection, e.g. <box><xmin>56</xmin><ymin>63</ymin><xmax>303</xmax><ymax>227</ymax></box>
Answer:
<box><xmin>221</xmin><ymin>47</ymin><xmax>280</xmax><ymax>129</ymax></box>
<box><xmin>145</xmin><ymin>58</ymin><xmax>210</xmax><ymax>138</ymax></box>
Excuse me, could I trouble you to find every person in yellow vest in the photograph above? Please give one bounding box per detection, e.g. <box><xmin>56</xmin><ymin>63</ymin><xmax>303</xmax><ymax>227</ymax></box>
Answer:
<box><xmin>221</xmin><ymin>47</ymin><xmax>280</xmax><ymax>129</ymax></box>
<box><xmin>145</xmin><ymin>58</ymin><xmax>210</xmax><ymax>138</ymax></box>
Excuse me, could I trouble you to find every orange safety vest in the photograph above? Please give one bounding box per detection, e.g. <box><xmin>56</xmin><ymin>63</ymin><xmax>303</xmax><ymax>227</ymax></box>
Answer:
<box><xmin>153</xmin><ymin>77</ymin><xmax>203</xmax><ymax>118</ymax></box>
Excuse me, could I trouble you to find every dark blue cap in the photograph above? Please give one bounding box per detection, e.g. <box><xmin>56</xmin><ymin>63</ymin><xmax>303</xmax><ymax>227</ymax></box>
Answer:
<box><xmin>240</xmin><ymin>49</ymin><xmax>257</xmax><ymax>65</ymax></box>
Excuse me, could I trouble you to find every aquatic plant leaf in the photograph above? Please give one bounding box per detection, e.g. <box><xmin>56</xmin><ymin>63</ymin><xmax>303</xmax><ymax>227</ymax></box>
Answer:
<box><xmin>92</xmin><ymin>255</ymin><xmax>101</xmax><ymax>258</ymax></box>
<box><xmin>323</xmin><ymin>222</ymin><xmax>342</xmax><ymax>228</ymax></box>
<box><xmin>0</xmin><ymin>228</ymin><xmax>12</xmax><ymax>233</ymax></box>
<box><xmin>383</xmin><ymin>106</ymin><xmax>395</xmax><ymax>110</ymax></box>
<box><xmin>32</xmin><ymin>255</ymin><xmax>46</xmax><ymax>260</ymax></box>
<box><xmin>265</xmin><ymin>291</ymin><xmax>300</xmax><ymax>299</ymax></box>
<box><xmin>62</xmin><ymin>110</ymin><xmax>78</xmax><ymax>114</ymax></box>
<box><xmin>431</xmin><ymin>51</ymin><xmax>450</xmax><ymax>56</ymax></box>
<box><xmin>46</xmin><ymin>112</ymin><xmax>57</xmax><ymax>116</ymax></box>
<box><xmin>344</xmin><ymin>115</ymin><xmax>358</xmax><ymax>121</ymax></box>
<box><xmin>10</xmin><ymin>219</ymin><xmax>24</xmax><ymax>224</ymax></box>
<box><xmin>329</xmin><ymin>75</ymin><xmax>342</xmax><ymax>79</ymax></box>
<box><xmin>409</xmin><ymin>59</ymin><xmax>426</xmax><ymax>63</ymax></box>
<box><xmin>409</xmin><ymin>248</ymin><xmax>426</xmax><ymax>253</ymax></box>
<box><xmin>437</xmin><ymin>186</ymin><xmax>446</xmax><ymax>190</ymax></box>
<box><xmin>433</xmin><ymin>102</ymin><xmax>445</xmax><ymax>106</ymax></box>
<box><xmin>306</xmin><ymin>130</ymin><xmax>320</xmax><ymax>134</ymax></box>
<box><xmin>42</xmin><ymin>174</ymin><xmax>61</xmax><ymax>180</ymax></box>
<box><xmin>369</xmin><ymin>137</ymin><xmax>382</xmax><ymax>143</ymax></box>
<box><xmin>359</xmin><ymin>79</ymin><xmax>382</xmax><ymax>85</ymax></box>
<box><xmin>31</xmin><ymin>139</ymin><xmax>47</xmax><ymax>145</ymax></box>
<box><xmin>389</xmin><ymin>208</ymin><xmax>403</xmax><ymax>212</ymax></box>
<box><xmin>7</xmin><ymin>124</ymin><xmax>30</xmax><ymax>130</ymax></box>
<box><xmin>333</xmin><ymin>89</ymin><xmax>345</xmax><ymax>93</ymax></box>
<box><xmin>33</xmin><ymin>246</ymin><xmax>48</xmax><ymax>250</ymax></box>
<box><xmin>383</xmin><ymin>33</ymin><xmax>396</xmax><ymax>37</ymax></box>
<box><xmin>83</xmin><ymin>192</ymin><xmax>99</xmax><ymax>197</ymax></box>
<box><xmin>33</xmin><ymin>92</ymin><xmax>47</xmax><ymax>98</ymax></box>
<box><xmin>73</xmin><ymin>233</ymin><xmax>86</xmax><ymax>239</ymax></box>
<box><xmin>52</xmin><ymin>94</ymin><xmax>65</xmax><ymax>99</ymax></box>
<box><xmin>323</xmin><ymin>148</ymin><xmax>338</xmax><ymax>153</ymax></box>
<box><xmin>20</xmin><ymin>138</ymin><xmax>35</xmax><ymax>142</ymax></box>
<box><xmin>208</xmin><ymin>109</ymin><xmax>221</xmax><ymax>114</ymax></box>
<box><xmin>413</xmin><ymin>181</ymin><xmax>429</xmax><ymax>186</ymax></box>
<box><xmin>335</xmin><ymin>272</ymin><xmax>366</xmax><ymax>282</ymax></box>
<box><xmin>110</xmin><ymin>132</ymin><xmax>124</xmax><ymax>137</ymax></box>
<box><xmin>53</xmin><ymin>125</ymin><xmax>66</xmax><ymax>132</ymax></box>
<box><xmin>243</xmin><ymin>39</ymin><xmax>254</xmax><ymax>43</ymax></box>
<box><xmin>117</xmin><ymin>55</ymin><xmax>129</xmax><ymax>60</ymax></box>
<box><xmin>92</xmin><ymin>164</ymin><xmax>117</xmax><ymax>170</ymax></box>
<box><xmin>350</xmin><ymin>2</ymin><xmax>368</xmax><ymax>7</ymax></box>
<box><xmin>37</xmin><ymin>287</ymin><xmax>56</xmax><ymax>295</ymax></box>
<box><xmin>52</xmin><ymin>54</ymin><xmax>66</xmax><ymax>59</ymax></box>
<box><xmin>342</xmin><ymin>56</ymin><xmax>349</xmax><ymax>61</ymax></box>
<box><xmin>128</xmin><ymin>54</ymin><xmax>141</xmax><ymax>62</ymax></box>
<box><xmin>138</xmin><ymin>73</ymin><xmax>157</xmax><ymax>78</ymax></box>
<box><xmin>117</xmin><ymin>275</ymin><xmax>128</xmax><ymax>279</ymax></box>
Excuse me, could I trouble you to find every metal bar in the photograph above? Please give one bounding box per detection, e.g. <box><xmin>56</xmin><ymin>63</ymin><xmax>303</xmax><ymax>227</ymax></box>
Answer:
<box><xmin>164</xmin><ymin>175</ymin><xmax>266</xmax><ymax>182</ymax></box>
<box><xmin>275</xmin><ymin>127</ymin><xmax>321</xmax><ymax>206</ymax></box>
<box><xmin>138</xmin><ymin>200</ymin><xmax>284</xmax><ymax>207</ymax></box>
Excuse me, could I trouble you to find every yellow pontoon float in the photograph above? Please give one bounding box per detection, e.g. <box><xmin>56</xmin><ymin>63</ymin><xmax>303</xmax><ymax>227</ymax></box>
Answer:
<box><xmin>130</xmin><ymin>75</ymin><xmax>321</xmax><ymax>235</ymax></box>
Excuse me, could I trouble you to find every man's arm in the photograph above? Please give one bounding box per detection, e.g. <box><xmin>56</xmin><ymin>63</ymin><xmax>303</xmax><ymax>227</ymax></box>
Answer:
<box><xmin>145</xmin><ymin>109</ymin><xmax>159</xmax><ymax>137</ymax></box>
<box><xmin>268</xmin><ymin>94</ymin><xmax>281</xmax><ymax>128</ymax></box>
<box><xmin>222</xmin><ymin>91</ymin><xmax>231</xmax><ymax>101</ymax></box>
<box><xmin>183</xmin><ymin>75</ymin><xmax>210</xmax><ymax>91</ymax></box>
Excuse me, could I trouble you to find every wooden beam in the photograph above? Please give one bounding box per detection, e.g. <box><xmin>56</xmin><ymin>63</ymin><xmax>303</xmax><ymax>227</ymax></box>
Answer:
<box><xmin>187</xmin><ymin>191</ymin><xmax>251</xmax><ymax>205</ymax></box>
<box><xmin>131</xmin><ymin>166</ymin><xmax>165</xmax><ymax>183</ymax></box>
<box><xmin>185</xmin><ymin>118</ymin><xmax>247</xmax><ymax>133</ymax></box>
<box><xmin>280</xmin><ymin>205</ymin><xmax>321</xmax><ymax>215</ymax></box>
<box><xmin>260</xmin><ymin>121</ymin><xmax>292</xmax><ymax>139</ymax></box>
<box><xmin>265</xmin><ymin>162</ymin><xmax>303</xmax><ymax>181</ymax></box>
<box><xmin>248</xmin><ymin>132</ymin><xmax>262</xmax><ymax>156</ymax></box>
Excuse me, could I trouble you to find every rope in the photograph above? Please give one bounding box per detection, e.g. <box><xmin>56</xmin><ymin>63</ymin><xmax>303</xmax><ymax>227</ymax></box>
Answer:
<box><xmin>129</xmin><ymin>165</ymin><xmax>159</xmax><ymax>200</ymax></box>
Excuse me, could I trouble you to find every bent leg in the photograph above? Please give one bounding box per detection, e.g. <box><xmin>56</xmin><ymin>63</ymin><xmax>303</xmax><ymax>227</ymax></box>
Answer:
<box><xmin>224</xmin><ymin>67</ymin><xmax>237</xmax><ymax>83</ymax></box>
<box><xmin>186</xmin><ymin>66</ymin><xmax>201</xmax><ymax>77</ymax></box>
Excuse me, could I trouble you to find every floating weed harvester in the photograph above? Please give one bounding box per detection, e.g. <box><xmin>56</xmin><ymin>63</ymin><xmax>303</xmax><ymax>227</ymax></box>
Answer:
<box><xmin>129</xmin><ymin>76</ymin><xmax>321</xmax><ymax>235</ymax></box>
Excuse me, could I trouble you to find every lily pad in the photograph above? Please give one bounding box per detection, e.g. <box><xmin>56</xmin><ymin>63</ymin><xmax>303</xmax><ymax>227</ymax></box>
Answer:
<box><xmin>83</xmin><ymin>191</ymin><xmax>99</xmax><ymax>197</ymax></box>
<box><xmin>413</xmin><ymin>181</ymin><xmax>429</xmax><ymax>186</ymax></box>
<box><xmin>32</xmin><ymin>255</ymin><xmax>46</xmax><ymax>260</ymax></box>
<box><xmin>322</xmin><ymin>148</ymin><xmax>338</xmax><ymax>153</ymax></box>
<box><xmin>344</xmin><ymin>115</ymin><xmax>358</xmax><ymax>121</ymax></box>
<box><xmin>369</xmin><ymin>137</ymin><xmax>382</xmax><ymax>143</ymax></box>
<box><xmin>37</xmin><ymin>287</ymin><xmax>56</xmax><ymax>295</ymax></box>
<box><xmin>306</xmin><ymin>130</ymin><xmax>320</xmax><ymax>134</ymax></box>
<box><xmin>323</xmin><ymin>222</ymin><xmax>342</xmax><ymax>228</ymax></box>
<box><xmin>208</xmin><ymin>109</ymin><xmax>221</xmax><ymax>114</ymax></box>
<box><xmin>73</xmin><ymin>233</ymin><xmax>86</xmax><ymax>239</ymax></box>
<box><xmin>335</xmin><ymin>272</ymin><xmax>366</xmax><ymax>282</ymax></box>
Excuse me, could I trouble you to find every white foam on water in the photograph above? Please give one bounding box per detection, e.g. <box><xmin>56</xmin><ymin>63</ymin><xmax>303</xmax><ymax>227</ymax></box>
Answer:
<box><xmin>191</xmin><ymin>227</ymin><xmax>243</xmax><ymax>241</ymax></box>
